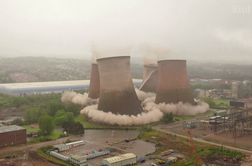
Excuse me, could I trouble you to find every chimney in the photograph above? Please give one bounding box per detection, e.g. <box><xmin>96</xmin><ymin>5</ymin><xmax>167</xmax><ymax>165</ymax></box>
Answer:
<box><xmin>97</xmin><ymin>56</ymin><xmax>143</xmax><ymax>116</ymax></box>
<box><xmin>155</xmin><ymin>60</ymin><xmax>194</xmax><ymax>105</ymax></box>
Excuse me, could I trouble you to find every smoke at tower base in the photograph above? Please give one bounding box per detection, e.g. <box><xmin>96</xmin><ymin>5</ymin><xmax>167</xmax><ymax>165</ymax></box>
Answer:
<box><xmin>61</xmin><ymin>90</ymin><xmax>209</xmax><ymax>126</ymax></box>
<box><xmin>61</xmin><ymin>91</ymin><xmax>98</xmax><ymax>106</ymax></box>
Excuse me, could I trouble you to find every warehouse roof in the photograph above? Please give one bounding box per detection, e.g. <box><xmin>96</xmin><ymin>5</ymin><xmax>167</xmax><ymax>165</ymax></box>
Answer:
<box><xmin>104</xmin><ymin>153</ymin><xmax>136</xmax><ymax>163</ymax></box>
<box><xmin>70</xmin><ymin>155</ymin><xmax>87</xmax><ymax>161</ymax></box>
<box><xmin>0</xmin><ymin>79</ymin><xmax>142</xmax><ymax>94</ymax></box>
<box><xmin>0</xmin><ymin>79</ymin><xmax>142</xmax><ymax>89</ymax></box>
<box><xmin>0</xmin><ymin>80</ymin><xmax>90</xmax><ymax>89</ymax></box>
<box><xmin>0</xmin><ymin>125</ymin><xmax>26</xmax><ymax>134</ymax></box>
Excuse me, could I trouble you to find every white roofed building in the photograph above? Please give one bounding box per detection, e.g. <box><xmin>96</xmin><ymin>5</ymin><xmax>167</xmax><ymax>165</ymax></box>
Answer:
<box><xmin>102</xmin><ymin>153</ymin><xmax>137</xmax><ymax>166</ymax></box>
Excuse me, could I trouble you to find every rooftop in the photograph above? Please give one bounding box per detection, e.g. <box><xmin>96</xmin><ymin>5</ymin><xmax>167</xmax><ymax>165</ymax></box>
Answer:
<box><xmin>0</xmin><ymin>125</ymin><xmax>26</xmax><ymax>134</ymax></box>
<box><xmin>70</xmin><ymin>155</ymin><xmax>87</xmax><ymax>161</ymax></box>
<box><xmin>0</xmin><ymin>79</ymin><xmax>142</xmax><ymax>90</ymax></box>
<box><xmin>104</xmin><ymin>153</ymin><xmax>136</xmax><ymax>163</ymax></box>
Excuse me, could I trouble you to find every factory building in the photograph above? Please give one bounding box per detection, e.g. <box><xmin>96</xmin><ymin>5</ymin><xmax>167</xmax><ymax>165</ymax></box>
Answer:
<box><xmin>102</xmin><ymin>153</ymin><xmax>137</xmax><ymax>166</ymax></box>
<box><xmin>88</xmin><ymin>63</ymin><xmax>100</xmax><ymax>99</ymax></box>
<box><xmin>139</xmin><ymin>65</ymin><xmax>158</xmax><ymax>93</ymax></box>
<box><xmin>97</xmin><ymin>56</ymin><xmax>143</xmax><ymax>116</ymax></box>
<box><xmin>231</xmin><ymin>81</ymin><xmax>251</xmax><ymax>99</ymax></box>
<box><xmin>155</xmin><ymin>60</ymin><xmax>194</xmax><ymax>105</ymax></box>
<box><xmin>0</xmin><ymin>125</ymin><xmax>26</xmax><ymax>147</ymax></box>
<box><xmin>0</xmin><ymin>79</ymin><xmax>142</xmax><ymax>96</ymax></box>
<box><xmin>69</xmin><ymin>155</ymin><xmax>87</xmax><ymax>166</ymax></box>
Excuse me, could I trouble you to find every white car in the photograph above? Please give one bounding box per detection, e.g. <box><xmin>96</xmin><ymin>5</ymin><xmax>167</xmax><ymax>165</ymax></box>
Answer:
<box><xmin>151</xmin><ymin>163</ymin><xmax>157</xmax><ymax>166</ymax></box>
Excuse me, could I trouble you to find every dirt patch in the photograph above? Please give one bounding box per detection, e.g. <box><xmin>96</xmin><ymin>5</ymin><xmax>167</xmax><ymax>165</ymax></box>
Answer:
<box><xmin>28</xmin><ymin>124</ymin><xmax>39</xmax><ymax>129</ymax></box>
<box><xmin>0</xmin><ymin>151</ymin><xmax>61</xmax><ymax>166</ymax></box>
<box><xmin>203</xmin><ymin>153</ymin><xmax>242</xmax><ymax>166</ymax></box>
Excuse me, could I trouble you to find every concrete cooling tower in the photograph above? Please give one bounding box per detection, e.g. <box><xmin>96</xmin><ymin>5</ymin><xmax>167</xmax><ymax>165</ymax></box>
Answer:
<box><xmin>88</xmin><ymin>63</ymin><xmax>100</xmax><ymax>99</ymax></box>
<box><xmin>97</xmin><ymin>56</ymin><xmax>143</xmax><ymax>116</ymax></box>
<box><xmin>139</xmin><ymin>65</ymin><xmax>158</xmax><ymax>93</ymax></box>
<box><xmin>155</xmin><ymin>60</ymin><xmax>194</xmax><ymax>105</ymax></box>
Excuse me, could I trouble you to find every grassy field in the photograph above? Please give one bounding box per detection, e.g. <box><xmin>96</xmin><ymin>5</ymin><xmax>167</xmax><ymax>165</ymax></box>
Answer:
<box><xmin>37</xmin><ymin>149</ymin><xmax>72</xmax><ymax>166</ymax></box>
<box><xmin>22</xmin><ymin>125</ymin><xmax>40</xmax><ymax>132</ymax></box>
<box><xmin>22</xmin><ymin>125</ymin><xmax>64</xmax><ymax>142</ymax></box>
<box><xmin>174</xmin><ymin>110</ymin><xmax>214</xmax><ymax>121</ymax></box>
<box><xmin>74</xmin><ymin>115</ymin><xmax>98</xmax><ymax>128</ymax></box>
<box><xmin>213</xmin><ymin>99</ymin><xmax>229</xmax><ymax>106</ymax></box>
<box><xmin>74</xmin><ymin>115</ymin><xmax>137</xmax><ymax>130</ymax></box>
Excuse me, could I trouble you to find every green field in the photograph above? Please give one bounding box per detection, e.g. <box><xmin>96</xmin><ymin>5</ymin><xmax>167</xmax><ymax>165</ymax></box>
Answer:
<box><xmin>22</xmin><ymin>125</ymin><xmax>64</xmax><ymax>142</ymax></box>
<box><xmin>213</xmin><ymin>99</ymin><xmax>229</xmax><ymax>106</ymax></box>
<box><xmin>22</xmin><ymin>125</ymin><xmax>39</xmax><ymax>132</ymax></box>
<box><xmin>174</xmin><ymin>111</ymin><xmax>214</xmax><ymax>121</ymax></box>
<box><xmin>74</xmin><ymin>115</ymin><xmax>97</xmax><ymax>128</ymax></box>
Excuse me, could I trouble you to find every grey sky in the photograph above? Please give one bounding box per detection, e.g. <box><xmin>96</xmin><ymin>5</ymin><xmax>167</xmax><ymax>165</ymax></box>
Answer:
<box><xmin>0</xmin><ymin>0</ymin><xmax>251</xmax><ymax>62</ymax></box>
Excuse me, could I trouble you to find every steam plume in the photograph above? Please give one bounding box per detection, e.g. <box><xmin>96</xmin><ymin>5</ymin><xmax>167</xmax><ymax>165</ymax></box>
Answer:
<box><xmin>139</xmin><ymin>44</ymin><xmax>157</xmax><ymax>66</ymax></box>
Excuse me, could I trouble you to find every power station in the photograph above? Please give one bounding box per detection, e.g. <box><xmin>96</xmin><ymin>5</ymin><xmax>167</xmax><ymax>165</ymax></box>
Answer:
<box><xmin>97</xmin><ymin>56</ymin><xmax>143</xmax><ymax>116</ymax></box>
<box><xmin>139</xmin><ymin>65</ymin><xmax>158</xmax><ymax>93</ymax></box>
<box><xmin>155</xmin><ymin>60</ymin><xmax>194</xmax><ymax>105</ymax></box>
<box><xmin>88</xmin><ymin>63</ymin><xmax>100</xmax><ymax>99</ymax></box>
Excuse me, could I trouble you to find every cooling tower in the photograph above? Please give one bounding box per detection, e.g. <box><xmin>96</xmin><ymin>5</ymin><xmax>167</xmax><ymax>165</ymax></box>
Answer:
<box><xmin>97</xmin><ymin>56</ymin><xmax>143</xmax><ymax>116</ymax></box>
<box><xmin>88</xmin><ymin>63</ymin><xmax>100</xmax><ymax>99</ymax></box>
<box><xmin>139</xmin><ymin>65</ymin><xmax>158</xmax><ymax>93</ymax></box>
<box><xmin>155</xmin><ymin>60</ymin><xmax>194</xmax><ymax>105</ymax></box>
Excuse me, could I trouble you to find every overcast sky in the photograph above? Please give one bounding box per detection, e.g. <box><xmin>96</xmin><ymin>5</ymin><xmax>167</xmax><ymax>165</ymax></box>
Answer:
<box><xmin>0</xmin><ymin>0</ymin><xmax>251</xmax><ymax>62</ymax></box>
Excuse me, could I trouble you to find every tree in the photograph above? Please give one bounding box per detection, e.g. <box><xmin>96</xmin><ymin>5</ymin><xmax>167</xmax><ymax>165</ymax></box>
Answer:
<box><xmin>162</xmin><ymin>112</ymin><xmax>173</xmax><ymax>124</ymax></box>
<box><xmin>11</xmin><ymin>118</ymin><xmax>24</xmax><ymax>126</ymax></box>
<box><xmin>38</xmin><ymin>115</ymin><xmax>54</xmax><ymax>135</ymax></box>
<box><xmin>54</xmin><ymin>110</ymin><xmax>66</xmax><ymax>118</ymax></box>
<box><xmin>48</xmin><ymin>102</ymin><xmax>64</xmax><ymax>116</ymax></box>
<box><xmin>65</xmin><ymin>112</ymin><xmax>74</xmax><ymax>122</ymax></box>
<box><xmin>203</xmin><ymin>97</ymin><xmax>215</xmax><ymax>108</ymax></box>
<box><xmin>65</xmin><ymin>103</ymin><xmax>80</xmax><ymax>116</ymax></box>
<box><xmin>24</xmin><ymin>108</ymin><xmax>40</xmax><ymax>124</ymax></box>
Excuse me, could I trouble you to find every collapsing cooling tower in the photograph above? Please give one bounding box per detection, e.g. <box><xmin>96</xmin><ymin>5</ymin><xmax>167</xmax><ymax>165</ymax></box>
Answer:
<box><xmin>97</xmin><ymin>56</ymin><xmax>143</xmax><ymax>116</ymax></box>
<box><xmin>155</xmin><ymin>60</ymin><xmax>194</xmax><ymax>105</ymax></box>
<box><xmin>88</xmin><ymin>63</ymin><xmax>100</xmax><ymax>99</ymax></box>
<box><xmin>139</xmin><ymin>65</ymin><xmax>158</xmax><ymax>93</ymax></box>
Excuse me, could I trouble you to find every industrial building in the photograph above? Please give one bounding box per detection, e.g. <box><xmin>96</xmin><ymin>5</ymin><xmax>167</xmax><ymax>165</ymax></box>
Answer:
<box><xmin>102</xmin><ymin>153</ymin><xmax>137</xmax><ymax>166</ymax></box>
<box><xmin>97</xmin><ymin>56</ymin><xmax>143</xmax><ymax>116</ymax></box>
<box><xmin>0</xmin><ymin>79</ymin><xmax>142</xmax><ymax>96</ymax></box>
<box><xmin>0</xmin><ymin>125</ymin><xmax>26</xmax><ymax>147</ymax></box>
<box><xmin>69</xmin><ymin>155</ymin><xmax>87</xmax><ymax>166</ymax></box>
<box><xmin>155</xmin><ymin>60</ymin><xmax>194</xmax><ymax>105</ymax></box>
<box><xmin>231</xmin><ymin>81</ymin><xmax>251</xmax><ymax>99</ymax></box>
<box><xmin>139</xmin><ymin>65</ymin><xmax>158</xmax><ymax>93</ymax></box>
<box><xmin>88</xmin><ymin>63</ymin><xmax>100</xmax><ymax>99</ymax></box>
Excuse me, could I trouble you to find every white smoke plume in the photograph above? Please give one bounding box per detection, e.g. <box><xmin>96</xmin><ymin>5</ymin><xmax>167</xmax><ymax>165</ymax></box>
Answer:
<box><xmin>139</xmin><ymin>44</ymin><xmax>157</xmax><ymax>66</ymax></box>
<box><xmin>91</xmin><ymin>51</ymin><xmax>98</xmax><ymax>64</ymax></box>
<box><xmin>61</xmin><ymin>91</ymin><xmax>98</xmax><ymax>106</ymax></box>
<box><xmin>92</xmin><ymin>45</ymin><xmax>131</xmax><ymax>59</ymax></box>
<box><xmin>62</xmin><ymin>89</ymin><xmax>209</xmax><ymax>126</ymax></box>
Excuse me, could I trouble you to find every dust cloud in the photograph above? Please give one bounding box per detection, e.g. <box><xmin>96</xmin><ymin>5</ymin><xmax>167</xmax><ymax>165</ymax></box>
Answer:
<box><xmin>61</xmin><ymin>91</ymin><xmax>98</xmax><ymax>106</ymax></box>
<box><xmin>135</xmin><ymin>88</ymin><xmax>156</xmax><ymax>101</ymax></box>
<box><xmin>62</xmin><ymin>89</ymin><xmax>209</xmax><ymax>126</ymax></box>
<box><xmin>80</xmin><ymin>105</ymin><xmax>163</xmax><ymax>126</ymax></box>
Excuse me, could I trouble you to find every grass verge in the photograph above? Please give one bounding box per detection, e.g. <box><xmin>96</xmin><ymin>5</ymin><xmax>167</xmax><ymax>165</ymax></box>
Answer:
<box><xmin>36</xmin><ymin>146</ymin><xmax>72</xmax><ymax>166</ymax></box>
<box><xmin>74</xmin><ymin>115</ymin><xmax>137</xmax><ymax>130</ymax></box>
<box><xmin>22</xmin><ymin>125</ymin><xmax>39</xmax><ymax>132</ymax></box>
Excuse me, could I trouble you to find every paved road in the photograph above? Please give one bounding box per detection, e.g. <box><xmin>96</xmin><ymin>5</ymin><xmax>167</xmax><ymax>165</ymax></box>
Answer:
<box><xmin>154</xmin><ymin>126</ymin><xmax>252</xmax><ymax>155</ymax></box>
<box><xmin>0</xmin><ymin>137</ymin><xmax>70</xmax><ymax>156</ymax></box>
